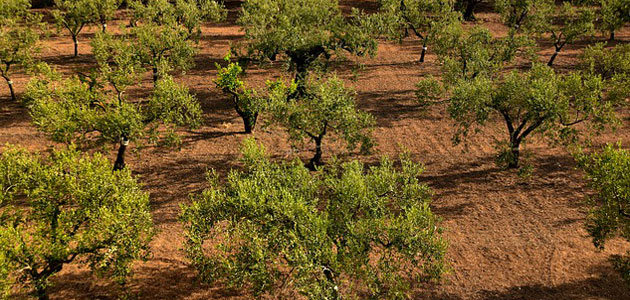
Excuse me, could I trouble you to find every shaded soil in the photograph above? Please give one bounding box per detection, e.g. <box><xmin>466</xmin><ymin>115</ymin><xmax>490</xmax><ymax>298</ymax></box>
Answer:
<box><xmin>2</xmin><ymin>2</ymin><xmax>630</xmax><ymax>299</ymax></box>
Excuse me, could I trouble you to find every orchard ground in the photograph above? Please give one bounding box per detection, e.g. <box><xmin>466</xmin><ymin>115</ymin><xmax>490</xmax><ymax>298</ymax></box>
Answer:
<box><xmin>2</xmin><ymin>1</ymin><xmax>630</xmax><ymax>299</ymax></box>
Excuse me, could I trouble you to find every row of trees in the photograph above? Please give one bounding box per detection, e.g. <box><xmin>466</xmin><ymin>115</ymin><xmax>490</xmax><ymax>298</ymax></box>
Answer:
<box><xmin>0</xmin><ymin>0</ymin><xmax>629</xmax><ymax>299</ymax></box>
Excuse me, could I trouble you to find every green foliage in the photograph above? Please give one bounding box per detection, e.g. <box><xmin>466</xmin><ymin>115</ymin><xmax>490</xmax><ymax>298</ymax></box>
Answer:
<box><xmin>52</xmin><ymin>0</ymin><xmax>96</xmax><ymax>56</ymax></box>
<box><xmin>181</xmin><ymin>139</ymin><xmax>448</xmax><ymax>299</ymax></box>
<box><xmin>580</xmin><ymin>43</ymin><xmax>630</xmax><ymax>103</ymax></box>
<box><xmin>24</xmin><ymin>64</ymin><xmax>203</xmax><ymax>155</ymax></box>
<box><xmin>147</xmin><ymin>75</ymin><xmax>203</xmax><ymax>129</ymax></box>
<box><xmin>130</xmin><ymin>0</ymin><xmax>225</xmax><ymax>83</ymax></box>
<box><xmin>267</xmin><ymin>76</ymin><xmax>375</xmax><ymax>167</ymax></box>
<box><xmin>88</xmin><ymin>0</ymin><xmax>121</xmax><ymax>31</ymax></box>
<box><xmin>0</xmin><ymin>3</ymin><xmax>42</xmax><ymax>101</ymax></box>
<box><xmin>599</xmin><ymin>0</ymin><xmax>630</xmax><ymax>40</ymax></box>
<box><xmin>0</xmin><ymin>0</ymin><xmax>31</xmax><ymax>23</ymax></box>
<box><xmin>370</xmin><ymin>0</ymin><xmax>460</xmax><ymax>62</ymax></box>
<box><xmin>0</xmin><ymin>145</ymin><xmax>154</xmax><ymax>299</ymax></box>
<box><xmin>432</xmin><ymin>25</ymin><xmax>534</xmax><ymax>84</ymax></box>
<box><xmin>576</xmin><ymin>144</ymin><xmax>630</xmax><ymax>283</ymax></box>
<box><xmin>131</xmin><ymin>0</ymin><xmax>226</xmax><ymax>38</ymax></box>
<box><xmin>546</xmin><ymin>2</ymin><xmax>595</xmax><ymax>66</ymax></box>
<box><xmin>419</xmin><ymin>63</ymin><xmax>618</xmax><ymax>168</ymax></box>
<box><xmin>494</xmin><ymin>0</ymin><xmax>553</xmax><ymax>33</ymax></box>
<box><xmin>214</xmin><ymin>53</ymin><xmax>264</xmax><ymax>133</ymax></box>
<box><xmin>91</xmin><ymin>32</ymin><xmax>143</xmax><ymax>102</ymax></box>
<box><xmin>238</xmin><ymin>0</ymin><xmax>377</xmax><ymax>82</ymax></box>
<box><xmin>25</xmin><ymin>72</ymin><xmax>145</xmax><ymax>145</ymax></box>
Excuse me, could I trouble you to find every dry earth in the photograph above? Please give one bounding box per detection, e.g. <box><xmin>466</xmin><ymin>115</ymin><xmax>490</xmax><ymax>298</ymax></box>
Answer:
<box><xmin>1</xmin><ymin>1</ymin><xmax>630</xmax><ymax>299</ymax></box>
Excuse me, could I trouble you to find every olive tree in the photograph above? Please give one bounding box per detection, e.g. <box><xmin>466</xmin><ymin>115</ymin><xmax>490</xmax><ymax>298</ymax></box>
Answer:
<box><xmin>419</xmin><ymin>63</ymin><xmax>619</xmax><ymax>168</ymax></box>
<box><xmin>24</xmin><ymin>60</ymin><xmax>202</xmax><ymax>170</ymax></box>
<box><xmin>267</xmin><ymin>76</ymin><xmax>375</xmax><ymax>168</ymax></box>
<box><xmin>494</xmin><ymin>0</ymin><xmax>553</xmax><ymax>34</ymax></box>
<box><xmin>52</xmin><ymin>0</ymin><xmax>96</xmax><ymax>57</ymax></box>
<box><xmin>577</xmin><ymin>144</ymin><xmax>630</xmax><ymax>283</ymax></box>
<box><xmin>372</xmin><ymin>0</ymin><xmax>460</xmax><ymax>62</ymax></box>
<box><xmin>214</xmin><ymin>53</ymin><xmax>264</xmax><ymax>133</ymax></box>
<box><xmin>0</xmin><ymin>146</ymin><xmax>154</xmax><ymax>300</ymax></box>
<box><xmin>0</xmin><ymin>2</ymin><xmax>42</xmax><ymax>101</ymax></box>
<box><xmin>89</xmin><ymin>0</ymin><xmax>121</xmax><ymax>32</ymax></box>
<box><xmin>600</xmin><ymin>0</ymin><xmax>630</xmax><ymax>41</ymax></box>
<box><xmin>546</xmin><ymin>3</ymin><xmax>595</xmax><ymax>66</ymax></box>
<box><xmin>181</xmin><ymin>139</ymin><xmax>448</xmax><ymax>299</ymax></box>
<box><xmin>130</xmin><ymin>0</ymin><xmax>226</xmax><ymax>83</ymax></box>
<box><xmin>238</xmin><ymin>0</ymin><xmax>377</xmax><ymax>90</ymax></box>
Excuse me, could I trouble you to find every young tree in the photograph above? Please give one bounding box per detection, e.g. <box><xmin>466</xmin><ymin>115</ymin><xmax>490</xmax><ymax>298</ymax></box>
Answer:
<box><xmin>576</xmin><ymin>144</ymin><xmax>630</xmax><ymax>283</ymax></box>
<box><xmin>0</xmin><ymin>2</ymin><xmax>42</xmax><ymax>101</ymax></box>
<box><xmin>0</xmin><ymin>146</ymin><xmax>154</xmax><ymax>300</ymax></box>
<box><xmin>24</xmin><ymin>61</ymin><xmax>202</xmax><ymax>170</ymax></box>
<box><xmin>181</xmin><ymin>139</ymin><xmax>448</xmax><ymax>299</ymax></box>
<box><xmin>600</xmin><ymin>0</ymin><xmax>630</xmax><ymax>41</ymax></box>
<box><xmin>418</xmin><ymin>63</ymin><xmax>619</xmax><ymax>168</ymax></box>
<box><xmin>52</xmin><ymin>0</ymin><xmax>96</xmax><ymax>57</ymax></box>
<box><xmin>267</xmin><ymin>76</ymin><xmax>375</xmax><ymax>168</ymax></box>
<box><xmin>130</xmin><ymin>0</ymin><xmax>226</xmax><ymax>83</ymax></box>
<box><xmin>237</xmin><ymin>0</ymin><xmax>377</xmax><ymax>89</ymax></box>
<box><xmin>214</xmin><ymin>54</ymin><xmax>264</xmax><ymax>133</ymax></box>
<box><xmin>545</xmin><ymin>3</ymin><xmax>595</xmax><ymax>66</ymax></box>
<box><xmin>88</xmin><ymin>0</ymin><xmax>121</xmax><ymax>32</ymax></box>
<box><xmin>372</xmin><ymin>0</ymin><xmax>460</xmax><ymax>62</ymax></box>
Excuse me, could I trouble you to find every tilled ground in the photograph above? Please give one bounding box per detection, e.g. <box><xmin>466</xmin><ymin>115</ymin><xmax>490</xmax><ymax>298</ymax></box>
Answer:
<box><xmin>1</xmin><ymin>2</ymin><xmax>630</xmax><ymax>299</ymax></box>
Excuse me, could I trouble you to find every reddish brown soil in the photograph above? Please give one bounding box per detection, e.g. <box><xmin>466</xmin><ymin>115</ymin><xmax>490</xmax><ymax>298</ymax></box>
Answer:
<box><xmin>2</xmin><ymin>2</ymin><xmax>630</xmax><ymax>299</ymax></box>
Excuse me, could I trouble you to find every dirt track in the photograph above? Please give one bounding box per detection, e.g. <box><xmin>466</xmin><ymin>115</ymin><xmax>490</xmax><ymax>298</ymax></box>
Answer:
<box><xmin>1</xmin><ymin>1</ymin><xmax>630</xmax><ymax>299</ymax></box>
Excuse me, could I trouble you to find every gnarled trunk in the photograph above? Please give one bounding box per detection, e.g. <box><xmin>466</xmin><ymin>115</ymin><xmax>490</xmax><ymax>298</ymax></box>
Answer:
<box><xmin>508</xmin><ymin>142</ymin><xmax>520</xmax><ymax>169</ymax></box>
<box><xmin>308</xmin><ymin>137</ymin><xmax>323</xmax><ymax>170</ymax></box>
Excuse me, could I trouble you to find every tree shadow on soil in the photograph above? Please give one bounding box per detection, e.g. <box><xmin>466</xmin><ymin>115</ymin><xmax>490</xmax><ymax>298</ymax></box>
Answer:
<box><xmin>417</xmin><ymin>264</ymin><xmax>629</xmax><ymax>300</ymax></box>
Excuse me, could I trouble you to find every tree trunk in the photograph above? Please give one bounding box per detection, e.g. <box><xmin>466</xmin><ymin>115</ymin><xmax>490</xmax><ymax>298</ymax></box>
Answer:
<box><xmin>72</xmin><ymin>35</ymin><xmax>78</xmax><ymax>57</ymax></box>
<box><xmin>547</xmin><ymin>50</ymin><xmax>559</xmax><ymax>66</ymax></box>
<box><xmin>4</xmin><ymin>77</ymin><xmax>15</xmax><ymax>101</ymax></box>
<box><xmin>113</xmin><ymin>136</ymin><xmax>129</xmax><ymax>171</ymax></box>
<box><xmin>508</xmin><ymin>141</ymin><xmax>520</xmax><ymax>169</ymax></box>
<box><xmin>609</xmin><ymin>31</ymin><xmax>615</xmax><ymax>41</ymax></box>
<box><xmin>35</xmin><ymin>285</ymin><xmax>49</xmax><ymax>300</ymax></box>
<box><xmin>293</xmin><ymin>64</ymin><xmax>308</xmax><ymax>98</ymax></box>
<box><xmin>239</xmin><ymin>111</ymin><xmax>257</xmax><ymax>134</ymax></box>
<box><xmin>152</xmin><ymin>67</ymin><xmax>159</xmax><ymax>84</ymax></box>
<box><xmin>419</xmin><ymin>40</ymin><xmax>427</xmax><ymax>63</ymax></box>
<box><xmin>308</xmin><ymin>138</ymin><xmax>323</xmax><ymax>170</ymax></box>
<box><xmin>463</xmin><ymin>0</ymin><xmax>477</xmax><ymax>21</ymax></box>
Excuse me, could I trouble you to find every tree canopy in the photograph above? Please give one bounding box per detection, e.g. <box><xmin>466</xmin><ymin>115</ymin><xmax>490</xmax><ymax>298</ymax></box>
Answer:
<box><xmin>577</xmin><ymin>144</ymin><xmax>630</xmax><ymax>283</ymax></box>
<box><xmin>266</xmin><ymin>75</ymin><xmax>375</xmax><ymax>168</ymax></box>
<box><xmin>181</xmin><ymin>139</ymin><xmax>448</xmax><ymax>299</ymax></box>
<box><xmin>237</xmin><ymin>0</ymin><xmax>377</xmax><ymax>86</ymax></box>
<box><xmin>0</xmin><ymin>146</ymin><xmax>154</xmax><ymax>300</ymax></box>
<box><xmin>371</xmin><ymin>0</ymin><xmax>461</xmax><ymax>62</ymax></box>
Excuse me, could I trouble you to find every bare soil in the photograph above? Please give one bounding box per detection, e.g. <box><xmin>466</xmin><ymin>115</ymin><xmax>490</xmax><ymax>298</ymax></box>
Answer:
<box><xmin>1</xmin><ymin>1</ymin><xmax>630</xmax><ymax>299</ymax></box>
